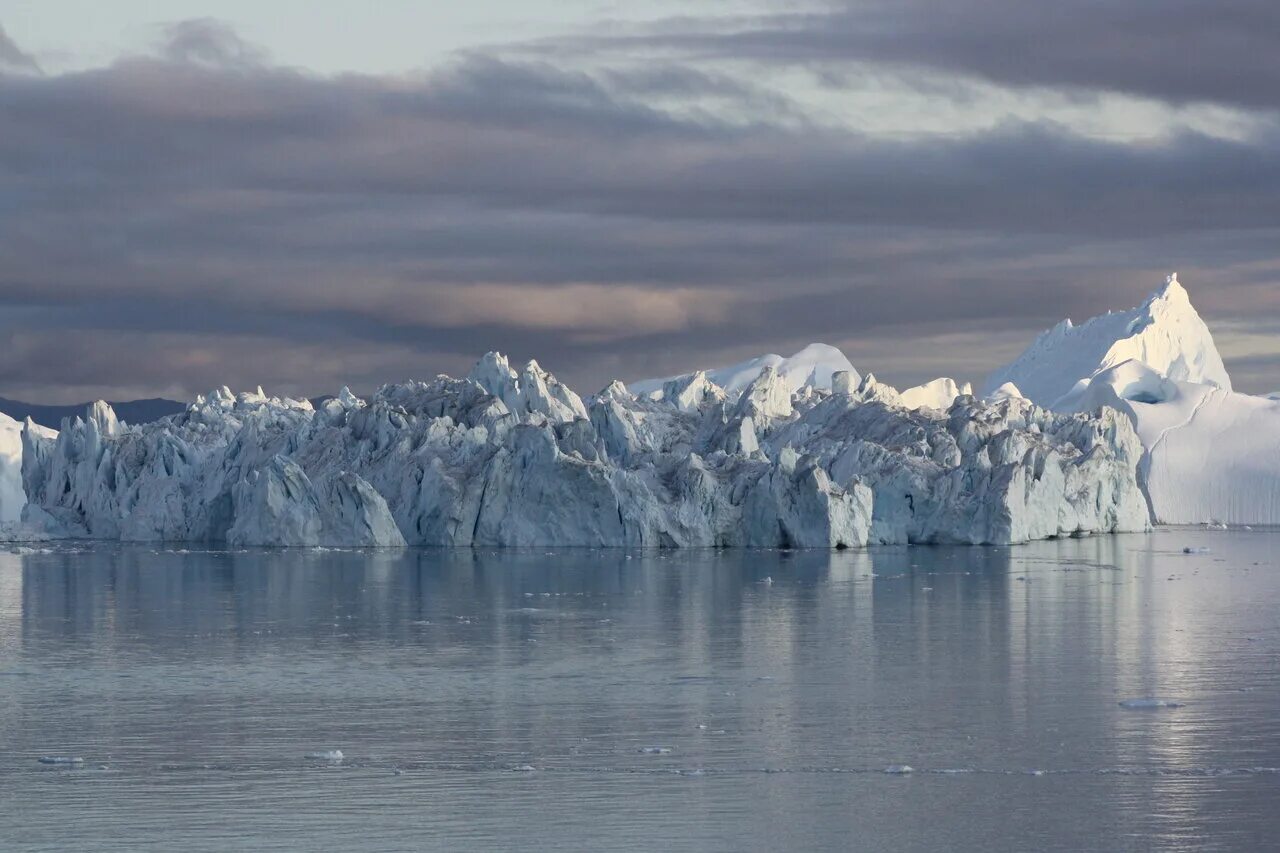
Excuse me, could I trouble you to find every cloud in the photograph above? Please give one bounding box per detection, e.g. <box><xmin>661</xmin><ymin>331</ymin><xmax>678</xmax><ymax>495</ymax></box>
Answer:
<box><xmin>545</xmin><ymin>0</ymin><xmax>1280</xmax><ymax>112</ymax></box>
<box><xmin>1</xmin><ymin>17</ymin><xmax>1279</xmax><ymax>401</ymax></box>
<box><xmin>0</xmin><ymin>23</ymin><xmax>40</xmax><ymax>74</ymax></box>
<box><xmin>160</xmin><ymin>18</ymin><xmax>269</xmax><ymax>68</ymax></box>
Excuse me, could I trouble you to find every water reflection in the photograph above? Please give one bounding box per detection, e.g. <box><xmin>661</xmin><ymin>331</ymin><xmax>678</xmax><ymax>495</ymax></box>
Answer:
<box><xmin>1</xmin><ymin>531</ymin><xmax>1277</xmax><ymax>851</ymax></box>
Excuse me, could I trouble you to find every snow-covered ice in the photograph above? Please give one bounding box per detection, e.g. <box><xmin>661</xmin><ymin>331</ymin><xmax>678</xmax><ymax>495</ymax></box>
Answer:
<box><xmin>985</xmin><ymin>273</ymin><xmax>1230</xmax><ymax>410</ymax></box>
<box><xmin>631</xmin><ymin>343</ymin><xmax>858</xmax><ymax>398</ymax></box>
<box><xmin>990</xmin><ymin>273</ymin><xmax>1280</xmax><ymax>525</ymax></box>
<box><xmin>898</xmin><ymin>377</ymin><xmax>973</xmax><ymax>411</ymax></box>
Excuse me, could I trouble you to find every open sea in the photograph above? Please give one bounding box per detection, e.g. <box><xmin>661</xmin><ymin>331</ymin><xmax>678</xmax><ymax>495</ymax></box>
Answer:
<box><xmin>1</xmin><ymin>528</ymin><xmax>1277</xmax><ymax>851</ymax></box>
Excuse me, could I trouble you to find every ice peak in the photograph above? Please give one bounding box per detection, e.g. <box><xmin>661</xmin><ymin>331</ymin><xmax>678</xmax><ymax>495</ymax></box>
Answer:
<box><xmin>985</xmin><ymin>272</ymin><xmax>1230</xmax><ymax>408</ymax></box>
<box><xmin>1147</xmin><ymin>271</ymin><xmax>1189</xmax><ymax>308</ymax></box>
<box><xmin>87</xmin><ymin>400</ymin><xmax>120</xmax><ymax>436</ymax></box>
<box><xmin>468</xmin><ymin>350</ymin><xmax>586</xmax><ymax>423</ymax></box>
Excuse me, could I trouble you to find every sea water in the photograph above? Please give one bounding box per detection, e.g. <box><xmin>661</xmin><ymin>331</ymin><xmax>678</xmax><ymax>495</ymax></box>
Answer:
<box><xmin>1</xmin><ymin>528</ymin><xmax>1277</xmax><ymax>851</ymax></box>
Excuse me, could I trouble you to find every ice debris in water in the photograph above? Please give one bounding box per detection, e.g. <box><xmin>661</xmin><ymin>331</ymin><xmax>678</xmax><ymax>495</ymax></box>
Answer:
<box><xmin>638</xmin><ymin>747</ymin><xmax>673</xmax><ymax>755</ymax></box>
<box><xmin>1118</xmin><ymin>698</ymin><xmax>1184</xmax><ymax>709</ymax></box>
<box><xmin>883</xmin><ymin>765</ymin><xmax>914</xmax><ymax>774</ymax></box>
<box><xmin>305</xmin><ymin>749</ymin><xmax>344</xmax><ymax>761</ymax></box>
<box><xmin>37</xmin><ymin>756</ymin><xmax>84</xmax><ymax>765</ymax></box>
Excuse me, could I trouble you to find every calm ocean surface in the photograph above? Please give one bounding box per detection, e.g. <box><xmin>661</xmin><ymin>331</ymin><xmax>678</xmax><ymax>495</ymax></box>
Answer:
<box><xmin>1</xmin><ymin>529</ymin><xmax>1278</xmax><ymax>851</ymax></box>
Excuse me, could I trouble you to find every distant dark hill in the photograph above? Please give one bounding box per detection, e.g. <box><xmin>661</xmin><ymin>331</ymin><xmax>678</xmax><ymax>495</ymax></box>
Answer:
<box><xmin>0</xmin><ymin>397</ymin><xmax>186</xmax><ymax>430</ymax></box>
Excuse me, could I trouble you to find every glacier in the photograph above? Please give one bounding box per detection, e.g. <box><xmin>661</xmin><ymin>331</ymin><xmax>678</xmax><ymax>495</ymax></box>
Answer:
<box><xmin>988</xmin><ymin>273</ymin><xmax>1280</xmax><ymax>525</ymax></box>
<box><xmin>18</xmin><ymin>354</ymin><xmax>1148</xmax><ymax>548</ymax></box>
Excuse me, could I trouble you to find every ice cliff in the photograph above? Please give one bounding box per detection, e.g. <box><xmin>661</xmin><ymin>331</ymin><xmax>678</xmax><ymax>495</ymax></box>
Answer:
<box><xmin>20</xmin><ymin>354</ymin><xmax>1148</xmax><ymax>547</ymax></box>
<box><xmin>0</xmin><ymin>413</ymin><xmax>55</xmax><ymax>524</ymax></box>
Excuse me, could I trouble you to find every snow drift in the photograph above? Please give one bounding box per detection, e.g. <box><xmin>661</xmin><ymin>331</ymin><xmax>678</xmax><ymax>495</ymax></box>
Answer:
<box><xmin>20</xmin><ymin>354</ymin><xmax>1148</xmax><ymax>547</ymax></box>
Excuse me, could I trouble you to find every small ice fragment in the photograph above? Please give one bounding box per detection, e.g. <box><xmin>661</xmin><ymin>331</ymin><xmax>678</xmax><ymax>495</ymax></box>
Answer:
<box><xmin>38</xmin><ymin>756</ymin><xmax>84</xmax><ymax>765</ymax></box>
<box><xmin>638</xmin><ymin>747</ymin><xmax>673</xmax><ymax>755</ymax></box>
<box><xmin>696</xmin><ymin>724</ymin><xmax>708</xmax><ymax>730</ymax></box>
<box><xmin>1028</xmin><ymin>769</ymin><xmax>1047</xmax><ymax>776</ymax></box>
<box><xmin>762</xmin><ymin>577</ymin><xmax>773</xmax><ymax>586</ymax></box>
<box><xmin>883</xmin><ymin>764</ymin><xmax>914</xmax><ymax>774</ymax></box>
<box><xmin>511</xmin><ymin>764</ymin><xmax>537</xmax><ymax>772</ymax></box>
<box><xmin>1118</xmin><ymin>698</ymin><xmax>1183</xmax><ymax>709</ymax></box>
<box><xmin>306</xmin><ymin>749</ymin><xmax>344</xmax><ymax>761</ymax></box>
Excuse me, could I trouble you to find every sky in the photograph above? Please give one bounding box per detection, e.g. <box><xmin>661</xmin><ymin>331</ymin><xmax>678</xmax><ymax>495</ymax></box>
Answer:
<box><xmin>3</xmin><ymin>1</ymin><xmax>1280</xmax><ymax>403</ymax></box>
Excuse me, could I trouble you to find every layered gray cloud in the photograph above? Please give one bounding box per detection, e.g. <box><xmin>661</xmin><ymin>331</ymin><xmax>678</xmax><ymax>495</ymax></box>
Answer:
<box><xmin>550</xmin><ymin>0</ymin><xmax>1280</xmax><ymax>111</ymax></box>
<box><xmin>0</xmin><ymin>23</ymin><xmax>40</xmax><ymax>73</ymax></box>
<box><xmin>1</xmin><ymin>12</ymin><xmax>1279</xmax><ymax>403</ymax></box>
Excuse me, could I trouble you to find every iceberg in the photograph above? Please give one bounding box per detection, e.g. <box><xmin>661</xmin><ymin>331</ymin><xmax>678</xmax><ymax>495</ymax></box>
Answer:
<box><xmin>19</xmin><ymin>354</ymin><xmax>1148</xmax><ymax>548</ymax></box>
<box><xmin>991</xmin><ymin>273</ymin><xmax>1280</xmax><ymax>525</ymax></box>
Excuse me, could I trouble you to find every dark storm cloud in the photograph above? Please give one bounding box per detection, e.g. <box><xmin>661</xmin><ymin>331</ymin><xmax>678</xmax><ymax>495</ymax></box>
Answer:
<box><xmin>0</xmin><ymin>23</ymin><xmax>40</xmax><ymax>73</ymax></box>
<box><xmin>549</xmin><ymin>0</ymin><xmax>1280</xmax><ymax>111</ymax></box>
<box><xmin>2</xmin><ymin>17</ymin><xmax>1280</xmax><ymax>401</ymax></box>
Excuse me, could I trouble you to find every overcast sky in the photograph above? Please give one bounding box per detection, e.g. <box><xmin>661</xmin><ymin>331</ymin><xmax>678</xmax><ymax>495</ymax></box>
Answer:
<box><xmin>3</xmin><ymin>1</ymin><xmax>1280</xmax><ymax>403</ymax></box>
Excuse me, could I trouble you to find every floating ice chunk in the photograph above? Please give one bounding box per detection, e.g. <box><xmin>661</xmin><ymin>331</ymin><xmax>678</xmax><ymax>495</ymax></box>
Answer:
<box><xmin>38</xmin><ymin>756</ymin><xmax>84</xmax><ymax>765</ymax></box>
<box><xmin>883</xmin><ymin>764</ymin><xmax>914</xmax><ymax>774</ymax></box>
<box><xmin>511</xmin><ymin>764</ymin><xmax>537</xmax><ymax>772</ymax></box>
<box><xmin>1118</xmin><ymin>698</ymin><xmax>1184</xmax><ymax>709</ymax></box>
<box><xmin>638</xmin><ymin>747</ymin><xmax>673</xmax><ymax>755</ymax></box>
<box><xmin>305</xmin><ymin>749</ymin><xmax>344</xmax><ymax>761</ymax></box>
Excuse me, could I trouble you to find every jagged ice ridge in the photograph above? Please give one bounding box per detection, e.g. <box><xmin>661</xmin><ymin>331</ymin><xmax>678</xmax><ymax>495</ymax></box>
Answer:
<box><xmin>18</xmin><ymin>354</ymin><xmax>1148</xmax><ymax>547</ymax></box>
